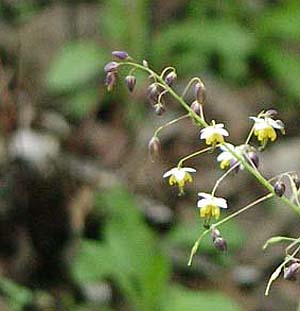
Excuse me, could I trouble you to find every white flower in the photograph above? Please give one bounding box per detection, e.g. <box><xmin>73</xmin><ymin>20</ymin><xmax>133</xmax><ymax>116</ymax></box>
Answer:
<box><xmin>249</xmin><ymin>116</ymin><xmax>284</xmax><ymax>145</ymax></box>
<box><xmin>197</xmin><ymin>192</ymin><xmax>228</xmax><ymax>219</ymax></box>
<box><xmin>200</xmin><ymin>122</ymin><xmax>229</xmax><ymax>146</ymax></box>
<box><xmin>217</xmin><ymin>143</ymin><xmax>238</xmax><ymax>170</ymax></box>
<box><xmin>163</xmin><ymin>167</ymin><xmax>196</xmax><ymax>194</ymax></box>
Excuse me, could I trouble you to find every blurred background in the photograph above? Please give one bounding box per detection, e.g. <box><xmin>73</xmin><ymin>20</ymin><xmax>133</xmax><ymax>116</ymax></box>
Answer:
<box><xmin>0</xmin><ymin>0</ymin><xmax>300</xmax><ymax>310</ymax></box>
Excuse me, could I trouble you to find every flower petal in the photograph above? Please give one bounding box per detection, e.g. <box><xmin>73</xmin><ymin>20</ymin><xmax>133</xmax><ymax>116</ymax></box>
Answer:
<box><xmin>183</xmin><ymin>167</ymin><xmax>196</xmax><ymax>173</ymax></box>
<box><xmin>163</xmin><ymin>169</ymin><xmax>174</xmax><ymax>178</ymax></box>
<box><xmin>215</xmin><ymin>197</ymin><xmax>228</xmax><ymax>209</ymax></box>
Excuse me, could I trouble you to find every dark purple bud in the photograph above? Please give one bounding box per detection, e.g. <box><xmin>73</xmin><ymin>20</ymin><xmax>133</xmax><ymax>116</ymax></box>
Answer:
<box><xmin>164</xmin><ymin>71</ymin><xmax>177</xmax><ymax>86</ymax></box>
<box><xmin>191</xmin><ymin>101</ymin><xmax>202</xmax><ymax>116</ymax></box>
<box><xmin>284</xmin><ymin>262</ymin><xmax>300</xmax><ymax>281</ymax></box>
<box><xmin>104</xmin><ymin>61</ymin><xmax>119</xmax><ymax>73</ymax></box>
<box><xmin>105</xmin><ymin>72</ymin><xmax>117</xmax><ymax>92</ymax></box>
<box><xmin>148</xmin><ymin>136</ymin><xmax>161</xmax><ymax>162</ymax></box>
<box><xmin>265</xmin><ymin>109</ymin><xmax>278</xmax><ymax>117</ymax></box>
<box><xmin>247</xmin><ymin>151</ymin><xmax>259</xmax><ymax>168</ymax></box>
<box><xmin>274</xmin><ymin>181</ymin><xmax>286</xmax><ymax>197</ymax></box>
<box><xmin>293</xmin><ymin>175</ymin><xmax>300</xmax><ymax>190</ymax></box>
<box><xmin>112</xmin><ymin>50</ymin><xmax>129</xmax><ymax>60</ymax></box>
<box><xmin>213</xmin><ymin>237</ymin><xmax>227</xmax><ymax>252</ymax></box>
<box><xmin>125</xmin><ymin>75</ymin><xmax>136</xmax><ymax>92</ymax></box>
<box><xmin>147</xmin><ymin>84</ymin><xmax>160</xmax><ymax>103</ymax></box>
<box><xmin>211</xmin><ymin>228</ymin><xmax>221</xmax><ymax>242</ymax></box>
<box><xmin>154</xmin><ymin>104</ymin><xmax>165</xmax><ymax>116</ymax></box>
<box><xmin>194</xmin><ymin>81</ymin><xmax>206</xmax><ymax>104</ymax></box>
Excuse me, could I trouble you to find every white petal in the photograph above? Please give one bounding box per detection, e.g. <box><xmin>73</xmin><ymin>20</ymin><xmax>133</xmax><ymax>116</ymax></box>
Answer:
<box><xmin>163</xmin><ymin>168</ymin><xmax>175</xmax><ymax>178</ymax></box>
<box><xmin>214</xmin><ymin>197</ymin><xmax>228</xmax><ymax>209</ymax></box>
<box><xmin>217</xmin><ymin>128</ymin><xmax>229</xmax><ymax>136</ymax></box>
<box><xmin>183</xmin><ymin>167</ymin><xmax>196</xmax><ymax>173</ymax></box>
<box><xmin>249</xmin><ymin>116</ymin><xmax>261</xmax><ymax>122</ymax></box>
<box><xmin>174</xmin><ymin>168</ymin><xmax>186</xmax><ymax>181</ymax></box>
<box><xmin>268</xmin><ymin>118</ymin><xmax>284</xmax><ymax>129</ymax></box>
<box><xmin>197</xmin><ymin>198</ymin><xmax>211</xmax><ymax>208</ymax></box>
<box><xmin>217</xmin><ymin>152</ymin><xmax>231</xmax><ymax>162</ymax></box>
<box><xmin>215</xmin><ymin>123</ymin><xmax>225</xmax><ymax>128</ymax></box>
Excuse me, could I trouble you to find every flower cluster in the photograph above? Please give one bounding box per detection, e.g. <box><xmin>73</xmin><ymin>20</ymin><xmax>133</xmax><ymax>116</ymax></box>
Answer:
<box><xmin>104</xmin><ymin>51</ymin><xmax>300</xmax><ymax>293</ymax></box>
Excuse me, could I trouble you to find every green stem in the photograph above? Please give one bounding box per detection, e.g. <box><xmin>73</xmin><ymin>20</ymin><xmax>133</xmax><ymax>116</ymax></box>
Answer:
<box><xmin>154</xmin><ymin>114</ymin><xmax>189</xmax><ymax>137</ymax></box>
<box><xmin>188</xmin><ymin>193</ymin><xmax>274</xmax><ymax>266</ymax></box>
<box><xmin>177</xmin><ymin>147</ymin><xmax>212</xmax><ymax>167</ymax></box>
<box><xmin>160</xmin><ymin>66</ymin><xmax>176</xmax><ymax>78</ymax></box>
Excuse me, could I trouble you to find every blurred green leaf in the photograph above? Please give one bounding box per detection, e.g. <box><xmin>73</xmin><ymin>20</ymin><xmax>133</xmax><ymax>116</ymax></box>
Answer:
<box><xmin>162</xmin><ymin>285</ymin><xmax>241</xmax><ymax>311</ymax></box>
<box><xmin>46</xmin><ymin>41</ymin><xmax>104</xmax><ymax>92</ymax></box>
<box><xmin>0</xmin><ymin>277</ymin><xmax>33</xmax><ymax>311</ymax></box>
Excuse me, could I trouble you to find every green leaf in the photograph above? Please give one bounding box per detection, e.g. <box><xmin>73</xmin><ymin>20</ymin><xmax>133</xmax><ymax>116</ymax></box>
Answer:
<box><xmin>162</xmin><ymin>285</ymin><xmax>241</xmax><ymax>311</ymax></box>
<box><xmin>46</xmin><ymin>41</ymin><xmax>105</xmax><ymax>92</ymax></box>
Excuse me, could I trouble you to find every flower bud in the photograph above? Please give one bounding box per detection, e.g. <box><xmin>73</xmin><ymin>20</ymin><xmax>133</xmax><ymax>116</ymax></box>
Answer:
<box><xmin>147</xmin><ymin>84</ymin><xmax>160</xmax><ymax>103</ymax></box>
<box><xmin>265</xmin><ymin>109</ymin><xmax>278</xmax><ymax>117</ymax></box>
<box><xmin>194</xmin><ymin>81</ymin><xmax>206</xmax><ymax>104</ymax></box>
<box><xmin>154</xmin><ymin>104</ymin><xmax>165</xmax><ymax>116</ymax></box>
<box><xmin>211</xmin><ymin>228</ymin><xmax>221</xmax><ymax>242</ymax></box>
<box><xmin>190</xmin><ymin>101</ymin><xmax>202</xmax><ymax>116</ymax></box>
<box><xmin>125</xmin><ymin>75</ymin><xmax>136</xmax><ymax>92</ymax></box>
<box><xmin>105</xmin><ymin>72</ymin><xmax>117</xmax><ymax>91</ymax></box>
<box><xmin>293</xmin><ymin>175</ymin><xmax>300</xmax><ymax>190</ymax></box>
<box><xmin>213</xmin><ymin>237</ymin><xmax>227</xmax><ymax>252</ymax></box>
<box><xmin>148</xmin><ymin>136</ymin><xmax>161</xmax><ymax>162</ymax></box>
<box><xmin>247</xmin><ymin>151</ymin><xmax>259</xmax><ymax>168</ymax></box>
<box><xmin>283</xmin><ymin>262</ymin><xmax>300</xmax><ymax>281</ymax></box>
<box><xmin>164</xmin><ymin>71</ymin><xmax>177</xmax><ymax>86</ymax></box>
<box><xmin>142</xmin><ymin>60</ymin><xmax>149</xmax><ymax>67</ymax></box>
<box><xmin>104</xmin><ymin>61</ymin><xmax>119</xmax><ymax>73</ymax></box>
<box><xmin>112</xmin><ymin>50</ymin><xmax>129</xmax><ymax>60</ymax></box>
<box><xmin>274</xmin><ymin>181</ymin><xmax>286</xmax><ymax>197</ymax></box>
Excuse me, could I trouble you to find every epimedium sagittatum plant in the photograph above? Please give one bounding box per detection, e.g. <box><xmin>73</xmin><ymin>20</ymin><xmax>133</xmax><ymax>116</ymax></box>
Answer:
<box><xmin>104</xmin><ymin>50</ymin><xmax>300</xmax><ymax>295</ymax></box>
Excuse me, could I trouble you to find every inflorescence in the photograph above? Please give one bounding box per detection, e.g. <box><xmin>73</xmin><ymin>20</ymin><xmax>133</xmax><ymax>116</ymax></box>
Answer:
<box><xmin>104</xmin><ymin>51</ymin><xmax>300</xmax><ymax>295</ymax></box>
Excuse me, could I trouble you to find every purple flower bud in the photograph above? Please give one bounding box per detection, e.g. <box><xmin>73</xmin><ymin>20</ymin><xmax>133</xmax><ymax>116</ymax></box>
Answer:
<box><xmin>148</xmin><ymin>136</ymin><xmax>161</xmax><ymax>162</ymax></box>
<box><xmin>112</xmin><ymin>51</ymin><xmax>129</xmax><ymax>60</ymax></box>
<box><xmin>247</xmin><ymin>151</ymin><xmax>259</xmax><ymax>168</ymax></box>
<box><xmin>211</xmin><ymin>228</ymin><xmax>221</xmax><ymax>242</ymax></box>
<box><xmin>293</xmin><ymin>175</ymin><xmax>300</xmax><ymax>190</ymax></box>
<box><xmin>213</xmin><ymin>237</ymin><xmax>227</xmax><ymax>252</ymax></box>
<box><xmin>105</xmin><ymin>72</ymin><xmax>117</xmax><ymax>92</ymax></box>
<box><xmin>104</xmin><ymin>61</ymin><xmax>119</xmax><ymax>73</ymax></box>
<box><xmin>164</xmin><ymin>71</ymin><xmax>177</xmax><ymax>86</ymax></box>
<box><xmin>147</xmin><ymin>84</ymin><xmax>160</xmax><ymax>103</ymax></box>
<box><xmin>284</xmin><ymin>262</ymin><xmax>300</xmax><ymax>281</ymax></box>
<box><xmin>194</xmin><ymin>81</ymin><xmax>206</xmax><ymax>104</ymax></box>
<box><xmin>265</xmin><ymin>109</ymin><xmax>278</xmax><ymax>117</ymax></box>
<box><xmin>274</xmin><ymin>181</ymin><xmax>286</xmax><ymax>197</ymax></box>
<box><xmin>191</xmin><ymin>101</ymin><xmax>202</xmax><ymax>116</ymax></box>
<box><xmin>125</xmin><ymin>75</ymin><xmax>136</xmax><ymax>92</ymax></box>
<box><xmin>154</xmin><ymin>104</ymin><xmax>165</xmax><ymax>116</ymax></box>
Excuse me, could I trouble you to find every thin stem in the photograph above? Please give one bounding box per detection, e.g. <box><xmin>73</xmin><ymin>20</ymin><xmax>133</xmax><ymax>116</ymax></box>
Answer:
<box><xmin>188</xmin><ymin>193</ymin><xmax>274</xmax><ymax>266</ymax></box>
<box><xmin>177</xmin><ymin>147</ymin><xmax>212</xmax><ymax>167</ymax></box>
<box><xmin>245</xmin><ymin>125</ymin><xmax>255</xmax><ymax>144</ymax></box>
<box><xmin>154</xmin><ymin>114</ymin><xmax>189</xmax><ymax>137</ymax></box>
<box><xmin>211</xmin><ymin>163</ymin><xmax>239</xmax><ymax>196</ymax></box>
<box><xmin>157</xmin><ymin>89</ymin><xmax>168</xmax><ymax>104</ymax></box>
<box><xmin>181</xmin><ymin>77</ymin><xmax>203</xmax><ymax>99</ymax></box>
<box><xmin>160</xmin><ymin>66</ymin><xmax>176</xmax><ymax>78</ymax></box>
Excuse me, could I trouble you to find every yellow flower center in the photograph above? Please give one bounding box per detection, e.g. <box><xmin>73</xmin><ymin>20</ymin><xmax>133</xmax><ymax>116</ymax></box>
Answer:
<box><xmin>220</xmin><ymin>159</ymin><xmax>230</xmax><ymax>170</ymax></box>
<box><xmin>254</xmin><ymin>126</ymin><xmax>277</xmax><ymax>143</ymax></box>
<box><xmin>168</xmin><ymin>172</ymin><xmax>193</xmax><ymax>195</ymax></box>
<box><xmin>199</xmin><ymin>204</ymin><xmax>221</xmax><ymax>219</ymax></box>
<box><xmin>206</xmin><ymin>133</ymin><xmax>224</xmax><ymax>145</ymax></box>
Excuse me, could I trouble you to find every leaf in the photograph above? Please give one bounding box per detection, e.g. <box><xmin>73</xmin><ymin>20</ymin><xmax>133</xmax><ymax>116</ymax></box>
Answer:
<box><xmin>162</xmin><ymin>285</ymin><xmax>241</xmax><ymax>311</ymax></box>
<box><xmin>46</xmin><ymin>41</ymin><xmax>105</xmax><ymax>92</ymax></box>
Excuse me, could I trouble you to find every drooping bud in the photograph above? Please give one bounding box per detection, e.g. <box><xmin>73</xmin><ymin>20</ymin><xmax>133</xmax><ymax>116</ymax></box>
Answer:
<box><xmin>142</xmin><ymin>60</ymin><xmax>149</xmax><ymax>67</ymax></box>
<box><xmin>154</xmin><ymin>104</ymin><xmax>165</xmax><ymax>116</ymax></box>
<box><xmin>211</xmin><ymin>228</ymin><xmax>221</xmax><ymax>242</ymax></box>
<box><xmin>292</xmin><ymin>175</ymin><xmax>300</xmax><ymax>190</ymax></box>
<box><xmin>125</xmin><ymin>75</ymin><xmax>136</xmax><ymax>92</ymax></box>
<box><xmin>148</xmin><ymin>136</ymin><xmax>161</xmax><ymax>162</ymax></box>
<box><xmin>213</xmin><ymin>237</ymin><xmax>227</xmax><ymax>252</ymax></box>
<box><xmin>265</xmin><ymin>109</ymin><xmax>278</xmax><ymax>117</ymax></box>
<box><xmin>283</xmin><ymin>262</ymin><xmax>300</xmax><ymax>281</ymax></box>
<box><xmin>247</xmin><ymin>151</ymin><xmax>259</xmax><ymax>168</ymax></box>
<box><xmin>164</xmin><ymin>71</ymin><xmax>177</xmax><ymax>86</ymax></box>
<box><xmin>190</xmin><ymin>101</ymin><xmax>202</xmax><ymax>116</ymax></box>
<box><xmin>194</xmin><ymin>81</ymin><xmax>206</xmax><ymax>104</ymax></box>
<box><xmin>112</xmin><ymin>50</ymin><xmax>129</xmax><ymax>60</ymax></box>
<box><xmin>104</xmin><ymin>61</ymin><xmax>119</xmax><ymax>73</ymax></box>
<box><xmin>147</xmin><ymin>84</ymin><xmax>160</xmax><ymax>103</ymax></box>
<box><xmin>105</xmin><ymin>72</ymin><xmax>117</xmax><ymax>91</ymax></box>
<box><xmin>274</xmin><ymin>181</ymin><xmax>286</xmax><ymax>197</ymax></box>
